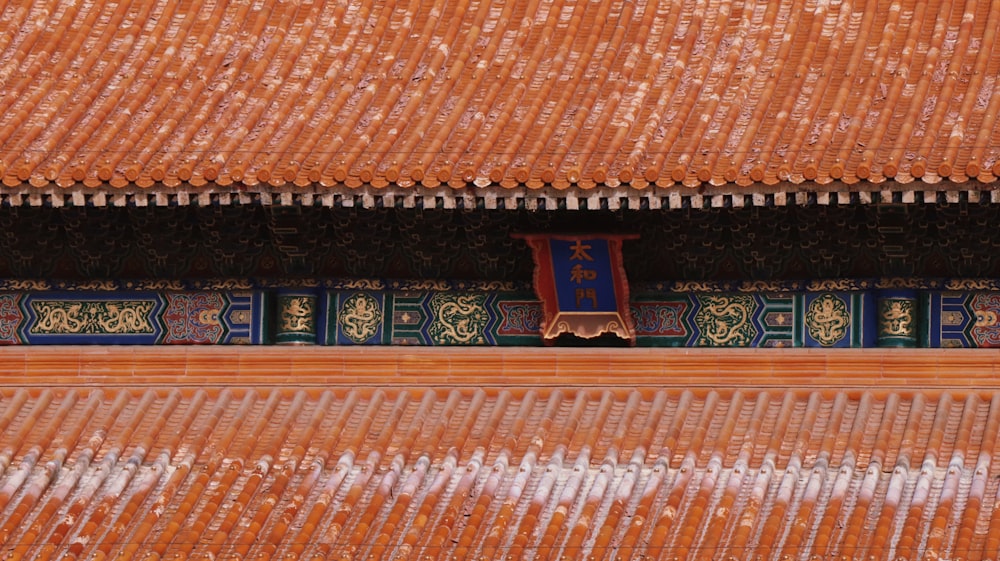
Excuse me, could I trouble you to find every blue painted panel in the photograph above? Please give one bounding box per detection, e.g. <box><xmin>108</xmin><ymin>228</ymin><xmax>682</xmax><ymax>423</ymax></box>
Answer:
<box><xmin>800</xmin><ymin>292</ymin><xmax>875</xmax><ymax>348</ymax></box>
<box><xmin>22</xmin><ymin>292</ymin><xmax>166</xmax><ymax>345</ymax></box>
<box><xmin>223</xmin><ymin>291</ymin><xmax>269</xmax><ymax>345</ymax></box>
<box><xmin>334</xmin><ymin>291</ymin><xmax>388</xmax><ymax>345</ymax></box>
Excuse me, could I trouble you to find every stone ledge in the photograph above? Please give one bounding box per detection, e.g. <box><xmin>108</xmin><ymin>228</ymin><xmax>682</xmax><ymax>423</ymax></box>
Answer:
<box><xmin>3</xmin><ymin>346</ymin><xmax>1000</xmax><ymax>389</ymax></box>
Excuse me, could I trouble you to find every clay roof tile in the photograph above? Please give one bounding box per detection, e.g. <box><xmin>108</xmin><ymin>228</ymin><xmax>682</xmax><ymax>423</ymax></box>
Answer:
<box><xmin>2</xmin><ymin>0</ymin><xmax>1000</xmax><ymax>198</ymax></box>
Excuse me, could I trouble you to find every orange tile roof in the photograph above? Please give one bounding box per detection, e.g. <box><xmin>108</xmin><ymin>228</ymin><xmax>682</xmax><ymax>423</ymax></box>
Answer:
<box><xmin>3</xmin><ymin>347</ymin><xmax>1000</xmax><ymax>560</ymax></box>
<box><xmin>2</xmin><ymin>0</ymin><xmax>999</xmax><ymax>199</ymax></box>
<box><xmin>3</xmin><ymin>384</ymin><xmax>1000</xmax><ymax>560</ymax></box>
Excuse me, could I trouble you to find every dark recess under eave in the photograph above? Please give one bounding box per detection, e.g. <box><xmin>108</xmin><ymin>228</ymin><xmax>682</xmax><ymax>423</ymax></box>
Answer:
<box><xmin>0</xmin><ymin>202</ymin><xmax>993</xmax><ymax>282</ymax></box>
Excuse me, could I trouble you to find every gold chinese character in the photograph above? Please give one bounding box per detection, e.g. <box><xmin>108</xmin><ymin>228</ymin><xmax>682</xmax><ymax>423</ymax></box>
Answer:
<box><xmin>576</xmin><ymin>288</ymin><xmax>598</xmax><ymax>309</ymax></box>
<box><xmin>570</xmin><ymin>264</ymin><xmax>598</xmax><ymax>284</ymax></box>
<box><xmin>569</xmin><ymin>240</ymin><xmax>594</xmax><ymax>261</ymax></box>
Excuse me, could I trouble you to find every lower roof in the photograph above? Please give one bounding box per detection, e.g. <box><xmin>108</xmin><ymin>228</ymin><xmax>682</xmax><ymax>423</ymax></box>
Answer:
<box><xmin>2</xmin><ymin>347</ymin><xmax>1000</xmax><ymax>560</ymax></box>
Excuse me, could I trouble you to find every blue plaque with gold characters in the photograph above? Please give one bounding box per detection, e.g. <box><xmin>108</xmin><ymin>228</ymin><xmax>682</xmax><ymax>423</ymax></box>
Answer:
<box><xmin>549</xmin><ymin>239</ymin><xmax>619</xmax><ymax>313</ymax></box>
<box><xmin>515</xmin><ymin>234</ymin><xmax>638</xmax><ymax>344</ymax></box>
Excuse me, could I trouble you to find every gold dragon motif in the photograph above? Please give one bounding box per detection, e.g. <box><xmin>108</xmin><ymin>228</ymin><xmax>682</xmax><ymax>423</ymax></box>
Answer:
<box><xmin>339</xmin><ymin>293</ymin><xmax>382</xmax><ymax>343</ymax></box>
<box><xmin>694</xmin><ymin>295</ymin><xmax>757</xmax><ymax>346</ymax></box>
<box><xmin>805</xmin><ymin>294</ymin><xmax>850</xmax><ymax>346</ymax></box>
<box><xmin>879</xmin><ymin>299</ymin><xmax>914</xmax><ymax>336</ymax></box>
<box><xmin>428</xmin><ymin>294</ymin><xmax>488</xmax><ymax>344</ymax></box>
<box><xmin>31</xmin><ymin>300</ymin><xmax>155</xmax><ymax>334</ymax></box>
<box><xmin>279</xmin><ymin>296</ymin><xmax>314</xmax><ymax>333</ymax></box>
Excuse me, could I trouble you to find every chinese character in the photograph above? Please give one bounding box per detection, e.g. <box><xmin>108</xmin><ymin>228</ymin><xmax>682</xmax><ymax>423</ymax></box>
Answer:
<box><xmin>570</xmin><ymin>264</ymin><xmax>598</xmax><ymax>284</ymax></box>
<box><xmin>569</xmin><ymin>240</ymin><xmax>594</xmax><ymax>261</ymax></box>
<box><xmin>576</xmin><ymin>288</ymin><xmax>598</xmax><ymax>309</ymax></box>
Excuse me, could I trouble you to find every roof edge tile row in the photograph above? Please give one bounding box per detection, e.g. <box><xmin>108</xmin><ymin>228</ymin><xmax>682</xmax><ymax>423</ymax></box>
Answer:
<box><xmin>1</xmin><ymin>184</ymin><xmax>999</xmax><ymax>209</ymax></box>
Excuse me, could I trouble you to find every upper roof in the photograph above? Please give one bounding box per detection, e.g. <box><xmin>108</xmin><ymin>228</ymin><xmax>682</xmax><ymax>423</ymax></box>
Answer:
<box><xmin>2</xmin><ymin>0</ymin><xmax>1000</xmax><ymax>207</ymax></box>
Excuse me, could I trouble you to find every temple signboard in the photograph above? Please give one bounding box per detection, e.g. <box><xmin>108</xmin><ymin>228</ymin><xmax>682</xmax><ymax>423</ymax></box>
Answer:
<box><xmin>516</xmin><ymin>234</ymin><xmax>638</xmax><ymax>344</ymax></box>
